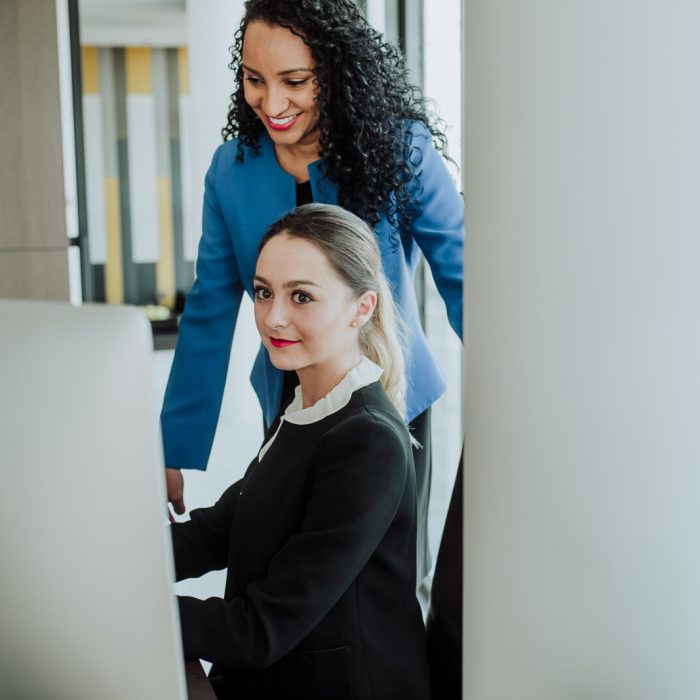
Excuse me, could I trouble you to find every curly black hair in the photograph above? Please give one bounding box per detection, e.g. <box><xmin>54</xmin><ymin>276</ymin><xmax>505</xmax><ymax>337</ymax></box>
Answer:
<box><xmin>222</xmin><ymin>0</ymin><xmax>451</xmax><ymax>233</ymax></box>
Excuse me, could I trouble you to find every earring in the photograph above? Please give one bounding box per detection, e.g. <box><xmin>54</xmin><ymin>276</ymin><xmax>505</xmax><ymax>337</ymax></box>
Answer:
<box><xmin>350</xmin><ymin>321</ymin><xmax>357</xmax><ymax>328</ymax></box>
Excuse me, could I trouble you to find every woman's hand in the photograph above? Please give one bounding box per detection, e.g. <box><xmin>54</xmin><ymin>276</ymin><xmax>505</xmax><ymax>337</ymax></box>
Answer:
<box><xmin>166</xmin><ymin>467</ymin><xmax>186</xmax><ymax>522</ymax></box>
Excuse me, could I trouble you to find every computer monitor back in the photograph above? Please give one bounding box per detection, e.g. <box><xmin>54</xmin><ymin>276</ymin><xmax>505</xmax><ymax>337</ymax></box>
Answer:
<box><xmin>0</xmin><ymin>300</ymin><xmax>186</xmax><ymax>700</ymax></box>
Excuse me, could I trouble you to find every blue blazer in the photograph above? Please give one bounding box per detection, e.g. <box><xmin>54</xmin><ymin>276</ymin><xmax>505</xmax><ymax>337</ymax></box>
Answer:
<box><xmin>161</xmin><ymin>122</ymin><xmax>463</xmax><ymax>470</ymax></box>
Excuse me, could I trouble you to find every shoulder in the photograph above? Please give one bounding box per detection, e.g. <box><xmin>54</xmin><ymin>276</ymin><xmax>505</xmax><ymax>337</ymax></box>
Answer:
<box><xmin>398</xmin><ymin>120</ymin><xmax>448</xmax><ymax>195</ymax></box>
<box><xmin>401</xmin><ymin>120</ymin><xmax>437</xmax><ymax>161</ymax></box>
<box><xmin>402</xmin><ymin>119</ymin><xmax>443</xmax><ymax>167</ymax></box>
<box><xmin>301</xmin><ymin>384</ymin><xmax>413</xmax><ymax>498</ymax></box>
<box><xmin>209</xmin><ymin>134</ymin><xmax>275</xmax><ymax>176</ymax></box>
<box><xmin>321</xmin><ymin>383</ymin><xmax>412</xmax><ymax>460</ymax></box>
<box><xmin>404</xmin><ymin>119</ymin><xmax>432</xmax><ymax>144</ymax></box>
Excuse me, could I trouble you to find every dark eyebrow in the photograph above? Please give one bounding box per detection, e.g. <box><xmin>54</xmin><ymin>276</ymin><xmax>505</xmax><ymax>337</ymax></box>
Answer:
<box><xmin>242</xmin><ymin>63</ymin><xmax>314</xmax><ymax>77</ymax></box>
<box><xmin>254</xmin><ymin>275</ymin><xmax>321</xmax><ymax>289</ymax></box>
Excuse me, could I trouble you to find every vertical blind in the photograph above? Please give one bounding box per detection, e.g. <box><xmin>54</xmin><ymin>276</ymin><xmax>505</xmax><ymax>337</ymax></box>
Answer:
<box><xmin>81</xmin><ymin>45</ymin><xmax>195</xmax><ymax>308</ymax></box>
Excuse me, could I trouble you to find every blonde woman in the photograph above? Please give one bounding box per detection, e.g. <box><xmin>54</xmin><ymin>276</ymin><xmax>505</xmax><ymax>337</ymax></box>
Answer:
<box><xmin>171</xmin><ymin>205</ymin><xmax>430</xmax><ymax>699</ymax></box>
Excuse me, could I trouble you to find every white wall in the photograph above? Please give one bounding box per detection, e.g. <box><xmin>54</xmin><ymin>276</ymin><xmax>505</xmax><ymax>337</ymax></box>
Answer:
<box><xmin>422</xmin><ymin>0</ymin><xmax>463</xmax><ymax>581</ymax></box>
<box><xmin>463</xmin><ymin>1</ymin><xmax>700</xmax><ymax>698</ymax></box>
<box><xmin>183</xmin><ymin>0</ymin><xmax>244</xmax><ymax>259</ymax></box>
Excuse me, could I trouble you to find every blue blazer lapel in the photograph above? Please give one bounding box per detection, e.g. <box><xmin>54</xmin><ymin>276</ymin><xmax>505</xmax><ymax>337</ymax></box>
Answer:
<box><xmin>222</xmin><ymin>137</ymin><xmax>340</xmax><ymax>297</ymax></box>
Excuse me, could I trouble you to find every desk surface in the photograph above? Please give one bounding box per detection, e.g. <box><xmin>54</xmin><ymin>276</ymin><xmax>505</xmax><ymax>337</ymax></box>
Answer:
<box><xmin>186</xmin><ymin>658</ymin><xmax>217</xmax><ymax>700</ymax></box>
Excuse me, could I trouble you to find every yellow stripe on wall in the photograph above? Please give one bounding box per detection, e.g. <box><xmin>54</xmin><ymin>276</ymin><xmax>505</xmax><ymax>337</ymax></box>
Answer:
<box><xmin>104</xmin><ymin>177</ymin><xmax>124</xmax><ymax>304</ymax></box>
<box><xmin>156</xmin><ymin>177</ymin><xmax>176</xmax><ymax>309</ymax></box>
<box><xmin>125</xmin><ymin>47</ymin><xmax>152</xmax><ymax>94</ymax></box>
<box><xmin>177</xmin><ymin>47</ymin><xmax>189</xmax><ymax>95</ymax></box>
<box><xmin>82</xmin><ymin>46</ymin><xmax>99</xmax><ymax>95</ymax></box>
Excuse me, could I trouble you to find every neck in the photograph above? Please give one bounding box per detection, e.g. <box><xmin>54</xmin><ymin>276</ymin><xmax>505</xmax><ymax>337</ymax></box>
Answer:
<box><xmin>296</xmin><ymin>352</ymin><xmax>362</xmax><ymax>409</ymax></box>
<box><xmin>274</xmin><ymin>139</ymin><xmax>321</xmax><ymax>183</ymax></box>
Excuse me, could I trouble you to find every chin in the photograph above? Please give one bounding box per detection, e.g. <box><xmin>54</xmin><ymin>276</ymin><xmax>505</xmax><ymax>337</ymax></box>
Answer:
<box><xmin>270</xmin><ymin>359</ymin><xmax>298</xmax><ymax>371</ymax></box>
<box><xmin>267</xmin><ymin>129</ymin><xmax>303</xmax><ymax>145</ymax></box>
<box><xmin>267</xmin><ymin>352</ymin><xmax>300</xmax><ymax>372</ymax></box>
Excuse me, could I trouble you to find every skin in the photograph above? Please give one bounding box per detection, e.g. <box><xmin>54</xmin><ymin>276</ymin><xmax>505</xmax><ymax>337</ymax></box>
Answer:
<box><xmin>241</xmin><ymin>21</ymin><xmax>322</xmax><ymax>183</ymax></box>
<box><xmin>166</xmin><ymin>468</ymin><xmax>184</xmax><ymax>519</ymax></box>
<box><xmin>254</xmin><ymin>233</ymin><xmax>376</xmax><ymax>408</ymax></box>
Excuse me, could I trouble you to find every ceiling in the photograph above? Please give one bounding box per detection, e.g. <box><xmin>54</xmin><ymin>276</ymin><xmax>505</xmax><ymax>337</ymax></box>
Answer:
<box><xmin>79</xmin><ymin>0</ymin><xmax>185</xmax><ymax>9</ymax></box>
<box><xmin>78</xmin><ymin>0</ymin><xmax>187</xmax><ymax>46</ymax></box>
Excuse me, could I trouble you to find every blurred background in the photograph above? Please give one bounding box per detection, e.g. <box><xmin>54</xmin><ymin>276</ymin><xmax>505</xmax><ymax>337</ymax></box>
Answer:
<box><xmin>0</xmin><ymin>0</ymin><xmax>462</xmax><ymax>609</ymax></box>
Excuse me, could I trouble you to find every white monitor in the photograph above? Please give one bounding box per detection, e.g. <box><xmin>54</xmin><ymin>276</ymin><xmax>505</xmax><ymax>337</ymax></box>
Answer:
<box><xmin>0</xmin><ymin>300</ymin><xmax>186</xmax><ymax>700</ymax></box>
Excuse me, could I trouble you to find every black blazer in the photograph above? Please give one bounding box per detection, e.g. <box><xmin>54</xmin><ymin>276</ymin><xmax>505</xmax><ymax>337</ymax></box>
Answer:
<box><xmin>171</xmin><ymin>381</ymin><xmax>431</xmax><ymax>700</ymax></box>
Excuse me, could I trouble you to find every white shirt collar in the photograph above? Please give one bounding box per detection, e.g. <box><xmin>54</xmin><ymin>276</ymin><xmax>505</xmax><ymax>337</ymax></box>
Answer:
<box><xmin>284</xmin><ymin>356</ymin><xmax>383</xmax><ymax>425</ymax></box>
<box><xmin>258</xmin><ymin>357</ymin><xmax>383</xmax><ymax>461</ymax></box>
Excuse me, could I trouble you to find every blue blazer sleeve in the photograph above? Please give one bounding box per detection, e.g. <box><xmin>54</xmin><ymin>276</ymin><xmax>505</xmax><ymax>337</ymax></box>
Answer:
<box><xmin>161</xmin><ymin>146</ymin><xmax>245</xmax><ymax>470</ymax></box>
<box><xmin>407</xmin><ymin>123</ymin><xmax>464</xmax><ymax>340</ymax></box>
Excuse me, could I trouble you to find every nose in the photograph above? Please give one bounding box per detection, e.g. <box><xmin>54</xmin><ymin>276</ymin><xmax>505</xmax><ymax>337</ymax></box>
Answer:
<box><xmin>265</xmin><ymin>298</ymin><xmax>288</xmax><ymax>330</ymax></box>
<box><xmin>263</xmin><ymin>84</ymin><xmax>289</xmax><ymax>117</ymax></box>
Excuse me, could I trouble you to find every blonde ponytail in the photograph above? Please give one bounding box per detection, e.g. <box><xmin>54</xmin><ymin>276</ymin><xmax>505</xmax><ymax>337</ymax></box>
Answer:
<box><xmin>358</xmin><ymin>275</ymin><xmax>406</xmax><ymax>417</ymax></box>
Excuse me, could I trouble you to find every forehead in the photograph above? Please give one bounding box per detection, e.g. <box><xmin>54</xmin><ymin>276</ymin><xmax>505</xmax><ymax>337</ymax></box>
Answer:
<box><xmin>242</xmin><ymin>21</ymin><xmax>314</xmax><ymax>68</ymax></box>
<box><xmin>256</xmin><ymin>234</ymin><xmax>342</xmax><ymax>284</ymax></box>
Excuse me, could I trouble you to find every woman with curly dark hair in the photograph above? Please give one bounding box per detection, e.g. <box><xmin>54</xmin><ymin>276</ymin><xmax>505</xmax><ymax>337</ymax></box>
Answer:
<box><xmin>162</xmin><ymin>0</ymin><xmax>463</xmax><ymax>590</ymax></box>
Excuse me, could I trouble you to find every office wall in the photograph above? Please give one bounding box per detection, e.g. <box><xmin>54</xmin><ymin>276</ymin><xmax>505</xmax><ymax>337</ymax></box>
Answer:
<box><xmin>0</xmin><ymin>0</ymin><xmax>69</xmax><ymax>301</ymax></box>
<box><xmin>463</xmin><ymin>1</ymin><xmax>700</xmax><ymax>698</ymax></box>
<box><xmin>183</xmin><ymin>0</ymin><xmax>244</xmax><ymax>259</ymax></box>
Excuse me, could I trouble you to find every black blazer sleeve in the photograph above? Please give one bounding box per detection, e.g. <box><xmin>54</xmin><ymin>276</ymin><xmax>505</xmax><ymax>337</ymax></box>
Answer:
<box><xmin>177</xmin><ymin>414</ymin><xmax>410</xmax><ymax>668</ymax></box>
<box><xmin>171</xmin><ymin>479</ymin><xmax>242</xmax><ymax>581</ymax></box>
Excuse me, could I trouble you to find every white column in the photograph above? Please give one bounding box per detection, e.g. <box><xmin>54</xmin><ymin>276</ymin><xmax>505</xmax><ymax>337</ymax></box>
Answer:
<box><xmin>183</xmin><ymin>0</ymin><xmax>244</xmax><ymax>261</ymax></box>
<box><xmin>365</xmin><ymin>0</ymin><xmax>386</xmax><ymax>35</ymax></box>
<box><xmin>126</xmin><ymin>94</ymin><xmax>160</xmax><ymax>262</ymax></box>
<box><xmin>463</xmin><ymin>1</ymin><xmax>700</xmax><ymax>698</ymax></box>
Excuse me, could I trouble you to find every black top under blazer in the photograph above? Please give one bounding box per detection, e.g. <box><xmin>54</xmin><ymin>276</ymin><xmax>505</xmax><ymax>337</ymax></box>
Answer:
<box><xmin>171</xmin><ymin>380</ymin><xmax>431</xmax><ymax>699</ymax></box>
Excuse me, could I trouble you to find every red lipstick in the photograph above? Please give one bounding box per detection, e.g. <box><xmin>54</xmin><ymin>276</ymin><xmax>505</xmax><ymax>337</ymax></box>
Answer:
<box><xmin>265</xmin><ymin>114</ymin><xmax>300</xmax><ymax>131</ymax></box>
<box><xmin>270</xmin><ymin>337</ymin><xmax>300</xmax><ymax>348</ymax></box>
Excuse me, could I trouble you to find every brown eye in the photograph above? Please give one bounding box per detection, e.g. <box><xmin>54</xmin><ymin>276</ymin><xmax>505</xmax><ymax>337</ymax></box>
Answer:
<box><xmin>292</xmin><ymin>291</ymin><xmax>313</xmax><ymax>304</ymax></box>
